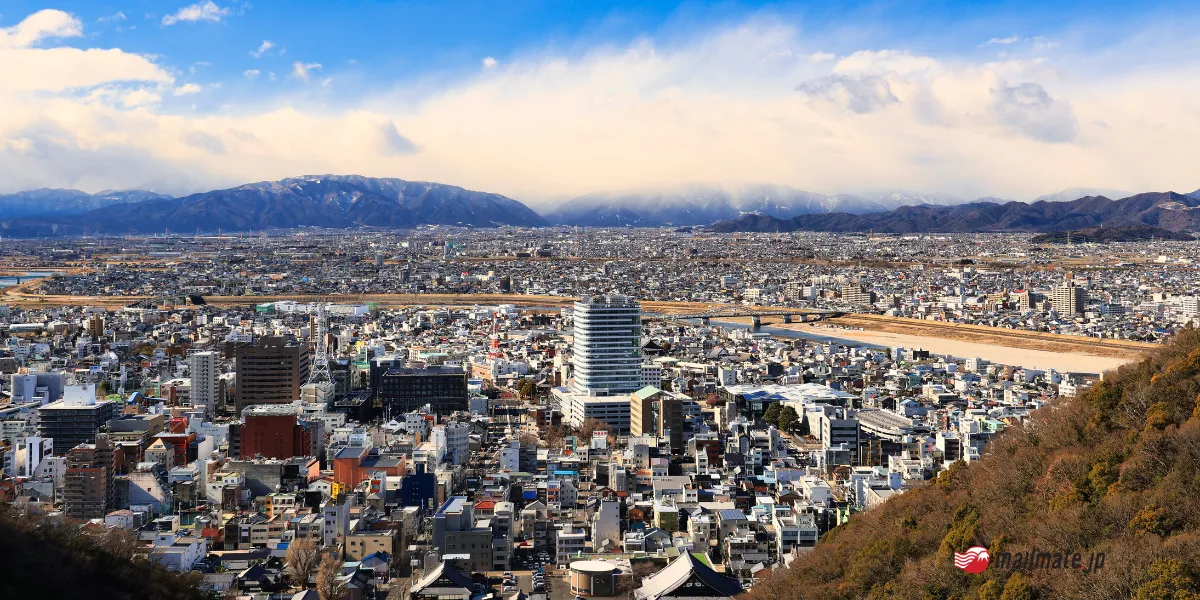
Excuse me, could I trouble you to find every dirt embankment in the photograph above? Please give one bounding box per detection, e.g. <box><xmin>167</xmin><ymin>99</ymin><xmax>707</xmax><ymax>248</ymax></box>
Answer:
<box><xmin>747</xmin><ymin>313</ymin><xmax>1155</xmax><ymax>360</ymax></box>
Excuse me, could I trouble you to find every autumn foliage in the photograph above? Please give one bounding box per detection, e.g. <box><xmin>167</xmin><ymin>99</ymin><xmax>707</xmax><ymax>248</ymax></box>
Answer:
<box><xmin>746</xmin><ymin>328</ymin><xmax>1200</xmax><ymax>600</ymax></box>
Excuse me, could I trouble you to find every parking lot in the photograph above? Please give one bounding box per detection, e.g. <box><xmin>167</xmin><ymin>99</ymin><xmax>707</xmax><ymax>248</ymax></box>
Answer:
<box><xmin>488</xmin><ymin>568</ymin><xmax>569</xmax><ymax>600</ymax></box>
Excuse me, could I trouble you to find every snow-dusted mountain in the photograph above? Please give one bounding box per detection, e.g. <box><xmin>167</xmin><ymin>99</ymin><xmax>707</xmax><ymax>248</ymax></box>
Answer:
<box><xmin>0</xmin><ymin>188</ymin><xmax>172</xmax><ymax>219</ymax></box>
<box><xmin>0</xmin><ymin>175</ymin><xmax>544</xmax><ymax>235</ymax></box>
<box><xmin>1034</xmin><ymin>187</ymin><xmax>1132</xmax><ymax>203</ymax></box>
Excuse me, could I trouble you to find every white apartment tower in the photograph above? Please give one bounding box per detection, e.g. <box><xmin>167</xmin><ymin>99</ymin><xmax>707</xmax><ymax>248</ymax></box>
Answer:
<box><xmin>190</xmin><ymin>351</ymin><xmax>220</xmax><ymax>417</ymax></box>
<box><xmin>570</xmin><ymin>295</ymin><xmax>643</xmax><ymax>396</ymax></box>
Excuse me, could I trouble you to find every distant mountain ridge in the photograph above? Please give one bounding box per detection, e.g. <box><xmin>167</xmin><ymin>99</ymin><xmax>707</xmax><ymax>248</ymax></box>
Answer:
<box><xmin>0</xmin><ymin>175</ymin><xmax>545</xmax><ymax>235</ymax></box>
<box><xmin>710</xmin><ymin>192</ymin><xmax>1200</xmax><ymax>233</ymax></box>
<box><xmin>1030</xmin><ymin>225</ymin><xmax>1194</xmax><ymax>244</ymax></box>
<box><xmin>0</xmin><ymin>188</ymin><xmax>172</xmax><ymax>219</ymax></box>
<box><xmin>1033</xmin><ymin>187</ymin><xmax>1133</xmax><ymax>203</ymax></box>
<box><xmin>1</xmin><ymin>179</ymin><xmax>1198</xmax><ymax>235</ymax></box>
<box><xmin>544</xmin><ymin>184</ymin><xmax>970</xmax><ymax>227</ymax></box>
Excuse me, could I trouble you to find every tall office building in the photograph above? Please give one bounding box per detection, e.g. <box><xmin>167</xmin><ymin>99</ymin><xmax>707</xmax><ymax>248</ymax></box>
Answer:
<box><xmin>570</xmin><ymin>295</ymin><xmax>643</xmax><ymax>396</ymax></box>
<box><xmin>64</xmin><ymin>434</ymin><xmax>115</xmax><ymax>520</ymax></box>
<box><xmin>190</xmin><ymin>351</ymin><xmax>220</xmax><ymax>416</ymax></box>
<box><xmin>233</xmin><ymin>336</ymin><xmax>310</xmax><ymax>413</ymax></box>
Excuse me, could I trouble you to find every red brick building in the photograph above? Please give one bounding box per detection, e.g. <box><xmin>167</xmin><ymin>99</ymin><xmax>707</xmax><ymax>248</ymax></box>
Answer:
<box><xmin>241</xmin><ymin>411</ymin><xmax>311</xmax><ymax>460</ymax></box>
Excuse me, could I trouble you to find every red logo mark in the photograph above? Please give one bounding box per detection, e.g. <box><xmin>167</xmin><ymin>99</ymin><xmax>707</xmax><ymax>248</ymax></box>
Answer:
<box><xmin>954</xmin><ymin>546</ymin><xmax>990</xmax><ymax>574</ymax></box>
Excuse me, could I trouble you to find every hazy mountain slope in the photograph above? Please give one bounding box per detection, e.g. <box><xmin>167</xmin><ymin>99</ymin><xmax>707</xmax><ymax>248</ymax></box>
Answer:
<box><xmin>544</xmin><ymin>184</ymin><xmax>896</xmax><ymax>226</ymax></box>
<box><xmin>711</xmin><ymin>192</ymin><xmax>1200</xmax><ymax>233</ymax></box>
<box><xmin>0</xmin><ymin>188</ymin><xmax>171</xmax><ymax>219</ymax></box>
<box><xmin>1034</xmin><ymin>187</ymin><xmax>1132</xmax><ymax>203</ymax></box>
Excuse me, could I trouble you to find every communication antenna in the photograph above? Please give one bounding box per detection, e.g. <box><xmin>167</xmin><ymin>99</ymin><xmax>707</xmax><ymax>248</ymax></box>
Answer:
<box><xmin>306</xmin><ymin>303</ymin><xmax>334</xmax><ymax>395</ymax></box>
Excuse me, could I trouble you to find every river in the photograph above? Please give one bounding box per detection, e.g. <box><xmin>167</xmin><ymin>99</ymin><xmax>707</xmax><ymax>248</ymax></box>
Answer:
<box><xmin>0</xmin><ymin>271</ymin><xmax>57</xmax><ymax>288</ymax></box>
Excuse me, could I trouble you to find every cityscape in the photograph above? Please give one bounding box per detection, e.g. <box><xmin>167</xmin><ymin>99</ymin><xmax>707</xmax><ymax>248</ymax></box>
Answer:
<box><xmin>3</xmin><ymin>2</ymin><xmax>1200</xmax><ymax>600</ymax></box>
<box><xmin>0</xmin><ymin>225</ymin><xmax>1190</xmax><ymax>600</ymax></box>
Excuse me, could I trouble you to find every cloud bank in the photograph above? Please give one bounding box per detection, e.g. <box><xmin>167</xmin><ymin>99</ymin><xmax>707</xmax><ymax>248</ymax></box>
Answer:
<box><xmin>0</xmin><ymin>9</ymin><xmax>1198</xmax><ymax>203</ymax></box>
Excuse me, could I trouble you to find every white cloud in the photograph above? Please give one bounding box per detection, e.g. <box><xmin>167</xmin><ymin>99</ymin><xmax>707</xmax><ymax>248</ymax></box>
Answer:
<box><xmin>243</xmin><ymin>69</ymin><xmax>260</xmax><ymax>79</ymax></box>
<box><xmin>986</xmin><ymin>36</ymin><xmax>1022</xmax><ymax>45</ymax></box>
<box><xmin>482</xmin><ymin>56</ymin><xmax>498</xmax><ymax>69</ymax></box>
<box><xmin>251</xmin><ymin>40</ymin><xmax>274</xmax><ymax>58</ymax></box>
<box><xmin>291</xmin><ymin>61</ymin><xmax>322</xmax><ymax>81</ymax></box>
<box><xmin>1</xmin><ymin>11</ymin><xmax>1199</xmax><ymax>202</ymax></box>
<box><xmin>173</xmin><ymin>83</ymin><xmax>204</xmax><ymax>96</ymax></box>
<box><xmin>0</xmin><ymin>47</ymin><xmax>171</xmax><ymax>91</ymax></box>
<box><xmin>122</xmin><ymin>88</ymin><xmax>161</xmax><ymax>107</ymax></box>
<box><xmin>833</xmin><ymin>50</ymin><xmax>938</xmax><ymax>76</ymax></box>
<box><xmin>162</xmin><ymin>1</ymin><xmax>230</xmax><ymax>26</ymax></box>
<box><xmin>0</xmin><ymin>9</ymin><xmax>83</xmax><ymax>48</ymax></box>
<box><xmin>797</xmin><ymin>74</ymin><xmax>899</xmax><ymax>114</ymax></box>
<box><xmin>97</xmin><ymin>11</ymin><xmax>127</xmax><ymax>24</ymax></box>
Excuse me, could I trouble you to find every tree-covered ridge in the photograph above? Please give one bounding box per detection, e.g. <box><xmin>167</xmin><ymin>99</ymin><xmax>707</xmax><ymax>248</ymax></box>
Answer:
<box><xmin>747</xmin><ymin>329</ymin><xmax>1200</xmax><ymax>600</ymax></box>
<box><xmin>0</xmin><ymin>505</ymin><xmax>207</xmax><ymax>600</ymax></box>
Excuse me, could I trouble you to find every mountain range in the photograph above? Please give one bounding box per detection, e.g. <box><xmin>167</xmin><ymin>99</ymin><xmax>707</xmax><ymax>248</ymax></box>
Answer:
<box><xmin>0</xmin><ymin>189</ymin><xmax>172</xmax><ymax>219</ymax></box>
<box><xmin>542</xmin><ymin>185</ymin><xmax>972</xmax><ymax>227</ymax></box>
<box><xmin>0</xmin><ymin>175</ymin><xmax>545</xmax><ymax>236</ymax></box>
<box><xmin>711</xmin><ymin>191</ymin><xmax>1200</xmax><ymax>234</ymax></box>
<box><xmin>1</xmin><ymin>177</ymin><xmax>1199</xmax><ymax>235</ymax></box>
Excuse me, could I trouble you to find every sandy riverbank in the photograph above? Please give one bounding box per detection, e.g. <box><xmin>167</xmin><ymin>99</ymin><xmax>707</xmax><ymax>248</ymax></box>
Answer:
<box><xmin>763</xmin><ymin>323</ymin><xmax>1139</xmax><ymax>373</ymax></box>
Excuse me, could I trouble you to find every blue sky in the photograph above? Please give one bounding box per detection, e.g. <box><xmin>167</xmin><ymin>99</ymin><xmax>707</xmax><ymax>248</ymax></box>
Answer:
<box><xmin>1</xmin><ymin>1</ymin><xmax>1198</xmax><ymax>201</ymax></box>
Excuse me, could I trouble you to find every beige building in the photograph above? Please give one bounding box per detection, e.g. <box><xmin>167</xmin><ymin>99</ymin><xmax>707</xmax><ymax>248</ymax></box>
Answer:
<box><xmin>345</xmin><ymin>530</ymin><xmax>396</xmax><ymax>561</ymax></box>
<box><xmin>629</xmin><ymin>386</ymin><xmax>663</xmax><ymax>437</ymax></box>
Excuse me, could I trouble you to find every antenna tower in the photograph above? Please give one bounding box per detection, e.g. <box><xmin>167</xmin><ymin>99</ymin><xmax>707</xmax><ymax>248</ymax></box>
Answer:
<box><xmin>307</xmin><ymin>302</ymin><xmax>334</xmax><ymax>394</ymax></box>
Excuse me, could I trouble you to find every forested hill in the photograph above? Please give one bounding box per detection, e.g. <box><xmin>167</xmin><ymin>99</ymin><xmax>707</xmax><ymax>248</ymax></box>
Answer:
<box><xmin>0</xmin><ymin>506</ymin><xmax>206</xmax><ymax>600</ymax></box>
<box><xmin>746</xmin><ymin>330</ymin><xmax>1200</xmax><ymax>600</ymax></box>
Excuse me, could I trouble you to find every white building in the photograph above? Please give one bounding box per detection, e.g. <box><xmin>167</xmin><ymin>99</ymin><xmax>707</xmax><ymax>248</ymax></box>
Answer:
<box><xmin>570</xmin><ymin>295</ymin><xmax>643</xmax><ymax>396</ymax></box>
<box><xmin>560</xmin><ymin>393</ymin><xmax>631</xmax><ymax>435</ymax></box>
<box><xmin>9</xmin><ymin>372</ymin><xmax>64</xmax><ymax>404</ymax></box>
<box><xmin>150</xmin><ymin>533</ymin><xmax>208</xmax><ymax>572</ymax></box>
<box><xmin>641</xmin><ymin>363</ymin><xmax>663</xmax><ymax>389</ymax></box>
<box><xmin>592</xmin><ymin>499</ymin><xmax>621</xmax><ymax>552</ymax></box>
<box><xmin>499</xmin><ymin>440</ymin><xmax>520</xmax><ymax>471</ymax></box>
<box><xmin>555</xmin><ymin>526</ymin><xmax>587</xmax><ymax>565</ymax></box>
<box><xmin>444</xmin><ymin>422</ymin><xmax>470</xmax><ymax>466</ymax></box>
<box><xmin>189</xmin><ymin>351</ymin><xmax>220</xmax><ymax>417</ymax></box>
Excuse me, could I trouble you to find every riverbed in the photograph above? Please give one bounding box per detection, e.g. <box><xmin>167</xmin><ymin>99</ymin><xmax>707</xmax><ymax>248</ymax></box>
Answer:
<box><xmin>712</xmin><ymin>320</ymin><xmax>1137</xmax><ymax>374</ymax></box>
